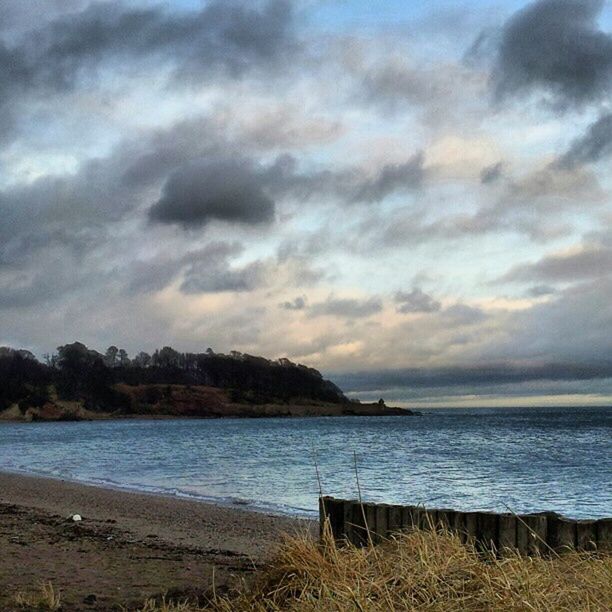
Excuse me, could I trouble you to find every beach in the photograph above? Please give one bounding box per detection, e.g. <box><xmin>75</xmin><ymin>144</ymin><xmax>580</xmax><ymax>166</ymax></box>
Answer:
<box><xmin>0</xmin><ymin>472</ymin><xmax>315</xmax><ymax>610</ymax></box>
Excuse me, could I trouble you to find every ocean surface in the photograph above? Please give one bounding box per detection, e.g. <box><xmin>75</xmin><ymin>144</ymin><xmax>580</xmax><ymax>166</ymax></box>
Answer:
<box><xmin>0</xmin><ymin>407</ymin><xmax>610</xmax><ymax>519</ymax></box>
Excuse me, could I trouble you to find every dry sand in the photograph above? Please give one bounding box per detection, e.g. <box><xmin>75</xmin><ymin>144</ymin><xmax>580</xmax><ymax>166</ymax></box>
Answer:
<box><xmin>0</xmin><ymin>471</ymin><xmax>316</xmax><ymax>610</ymax></box>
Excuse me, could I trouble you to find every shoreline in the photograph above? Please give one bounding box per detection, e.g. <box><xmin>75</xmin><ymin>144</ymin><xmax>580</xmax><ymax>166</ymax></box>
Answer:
<box><xmin>0</xmin><ymin>466</ymin><xmax>317</xmax><ymax>520</ymax></box>
<box><xmin>0</xmin><ymin>471</ymin><xmax>316</xmax><ymax>610</ymax></box>
<box><xmin>0</xmin><ymin>409</ymin><xmax>419</xmax><ymax>423</ymax></box>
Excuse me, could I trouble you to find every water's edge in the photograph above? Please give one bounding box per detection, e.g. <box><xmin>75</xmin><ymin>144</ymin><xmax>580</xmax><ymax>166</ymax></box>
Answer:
<box><xmin>0</xmin><ymin>466</ymin><xmax>318</xmax><ymax>520</ymax></box>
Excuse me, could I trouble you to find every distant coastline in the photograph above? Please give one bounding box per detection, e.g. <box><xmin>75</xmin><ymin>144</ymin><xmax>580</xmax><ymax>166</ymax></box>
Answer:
<box><xmin>0</xmin><ymin>384</ymin><xmax>420</xmax><ymax>422</ymax></box>
<box><xmin>0</xmin><ymin>343</ymin><xmax>420</xmax><ymax>422</ymax></box>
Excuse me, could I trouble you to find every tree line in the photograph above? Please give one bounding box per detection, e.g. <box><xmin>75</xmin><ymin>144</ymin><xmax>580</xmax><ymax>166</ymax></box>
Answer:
<box><xmin>0</xmin><ymin>343</ymin><xmax>346</xmax><ymax>413</ymax></box>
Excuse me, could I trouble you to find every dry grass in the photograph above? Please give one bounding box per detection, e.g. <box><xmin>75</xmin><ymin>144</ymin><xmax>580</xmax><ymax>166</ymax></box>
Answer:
<box><xmin>12</xmin><ymin>582</ymin><xmax>61</xmax><ymax>611</ymax></box>
<box><xmin>135</xmin><ymin>523</ymin><xmax>612</xmax><ymax>612</ymax></box>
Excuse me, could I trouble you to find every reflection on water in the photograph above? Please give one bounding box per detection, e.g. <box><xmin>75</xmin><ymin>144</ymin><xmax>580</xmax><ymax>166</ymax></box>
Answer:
<box><xmin>0</xmin><ymin>406</ymin><xmax>610</xmax><ymax>519</ymax></box>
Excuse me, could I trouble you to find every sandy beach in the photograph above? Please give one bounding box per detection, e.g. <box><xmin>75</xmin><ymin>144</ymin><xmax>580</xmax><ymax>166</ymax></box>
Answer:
<box><xmin>0</xmin><ymin>471</ymin><xmax>316</xmax><ymax>610</ymax></box>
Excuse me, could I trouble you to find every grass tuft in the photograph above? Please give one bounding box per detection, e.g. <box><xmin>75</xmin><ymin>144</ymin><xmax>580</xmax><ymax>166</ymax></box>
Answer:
<box><xmin>13</xmin><ymin>582</ymin><xmax>61</xmax><ymax>611</ymax></box>
<box><xmin>137</xmin><ymin>525</ymin><xmax>612</xmax><ymax>611</ymax></box>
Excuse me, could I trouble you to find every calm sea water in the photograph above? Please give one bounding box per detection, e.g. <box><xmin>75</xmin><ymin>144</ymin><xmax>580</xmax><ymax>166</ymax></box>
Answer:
<box><xmin>0</xmin><ymin>407</ymin><xmax>610</xmax><ymax>519</ymax></box>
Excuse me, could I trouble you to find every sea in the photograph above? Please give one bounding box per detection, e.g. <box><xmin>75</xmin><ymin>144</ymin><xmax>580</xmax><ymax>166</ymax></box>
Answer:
<box><xmin>0</xmin><ymin>406</ymin><xmax>610</xmax><ymax>519</ymax></box>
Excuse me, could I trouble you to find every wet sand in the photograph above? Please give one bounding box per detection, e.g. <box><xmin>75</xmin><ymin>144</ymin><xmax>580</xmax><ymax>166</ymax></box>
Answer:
<box><xmin>0</xmin><ymin>471</ymin><xmax>315</xmax><ymax>610</ymax></box>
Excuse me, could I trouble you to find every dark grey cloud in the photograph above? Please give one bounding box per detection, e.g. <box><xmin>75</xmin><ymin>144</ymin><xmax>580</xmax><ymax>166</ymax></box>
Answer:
<box><xmin>0</xmin><ymin>0</ymin><xmax>296</xmax><ymax>140</ymax></box>
<box><xmin>556</xmin><ymin>113</ymin><xmax>612</xmax><ymax>169</ymax></box>
<box><xmin>492</xmin><ymin>0</ymin><xmax>612</xmax><ymax>107</ymax></box>
<box><xmin>333</xmin><ymin>361</ymin><xmax>612</xmax><ymax>393</ymax></box>
<box><xmin>501</xmin><ymin>247</ymin><xmax>612</xmax><ymax>283</ymax></box>
<box><xmin>279</xmin><ymin>296</ymin><xmax>307</xmax><ymax>310</ymax></box>
<box><xmin>394</xmin><ymin>288</ymin><xmax>441</xmax><ymax>314</ymax></box>
<box><xmin>149</xmin><ymin>158</ymin><xmax>276</xmax><ymax>228</ymax></box>
<box><xmin>309</xmin><ymin>296</ymin><xmax>382</xmax><ymax>318</ymax></box>
<box><xmin>480</xmin><ymin>161</ymin><xmax>504</xmax><ymax>184</ymax></box>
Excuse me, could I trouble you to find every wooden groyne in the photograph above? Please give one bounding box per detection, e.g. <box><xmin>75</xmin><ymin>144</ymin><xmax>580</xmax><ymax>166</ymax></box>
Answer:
<box><xmin>319</xmin><ymin>497</ymin><xmax>612</xmax><ymax>554</ymax></box>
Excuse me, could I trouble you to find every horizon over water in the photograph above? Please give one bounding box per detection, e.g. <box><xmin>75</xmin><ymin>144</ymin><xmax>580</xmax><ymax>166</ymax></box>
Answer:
<box><xmin>0</xmin><ymin>406</ymin><xmax>610</xmax><ymax>520</ymax></box>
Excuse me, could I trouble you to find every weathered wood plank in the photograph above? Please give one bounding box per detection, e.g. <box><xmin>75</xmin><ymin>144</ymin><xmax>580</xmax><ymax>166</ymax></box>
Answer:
<box><xmin>364</xmin><ymin>503</ymin><xmax>377</xmax><ymax>545</ymax></box>
<box><xmin>517</xmin><ymin>514</ymin><xmax>548</xmax><ymax>555</ymax></box>
<box><xmin>462</xmin><ymin>512</ymin><xmax>478</xmax><ymax>545</ymax></box>
<box><xmin>547</xmin><ymin>515</ymin><xmax>576</xmax><ymax>552</ymax></box>
<box><xmin>351</xmin><ymin>501</ymin><xmax>367</xmax><ymax>547</ymax></box>
<box><xmin>420</xmin><ymin>508</ymin><xmax>437</xmax><ymax>531</ymax></box>
<box><xmin>576</xmin><ymin>521</ymin><xmax>597</xmax><ymax>551</ymax></box>
<box><xmin>498</xmin><ymin>514</ymin><xmax>517</xmax><ymax>552</ymax></box>
<box><xmin>476</xmin><ymin>512</ymin><xmax>499</xmax><ymax>552</ymax></box>
<box><xmin>375</xmin><ymin>504</ymin><xmax>389</xmax><ymax>541</ymax></box>
<box><xmin>329</xmin><ymin>498</ymin><xmax>345</xmax><ymax>541</ymax></box>
<box><xmin>342</xmin><ymin>499</ymin><xmax>355</xmax><ymax>544</ymax></box>
<box><xmin>388</xmin><ymin>504</ymin><xmax>403</xmax><ymax>535</ymax></box>
<box><xmin>435</xmin><ymin>509</ymin><xmax>456</xmax><ymax>532</ymax></box>
<box><xmin>401</xmin><ymin>506</ymin><xmax>422</xmax><ymax>531</ymax></box>
<box><xmin>595</xmin><ymin>518</ymin><xmax>612</xmax><ymax>551</ymax></box>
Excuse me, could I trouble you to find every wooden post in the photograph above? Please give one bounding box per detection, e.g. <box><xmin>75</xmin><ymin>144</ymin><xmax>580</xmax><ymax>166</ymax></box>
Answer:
<box><xmin>388</xmin><ymin>504</ymin><xmax>403</xmax><ymax>536</ymax></box>
<box><xmin>375</xmin><ymin>504</ymin><xmax>389</xmax><ymax>541</ymax></box>
<box><xmin>435</xmin><ymin>509</ymin><xmax>453</xmax><ymax>531</ymax></box>
<box><xmin>342</xmin><ymin>500</ymin><xmax>355</xmax><ymax>545</ymax></box>
<box><xmin>401</xmin><ymin>506</ymin><xmax>422</xmax><ymax>531</ymax></box>
<box><xmin>331</xmin><ymin>498</ymin><xmax>345</xmax><ymax>541</ymax></box>
<box><xmin>595</xmin><ymin>518</ymin><xmax>612</xmax><ymax>551</ymax></box>
<box><xmin>517</xmin><ymin>514</ymin><xmax>548</xmax><ymax>555</ymax></box>
<box><xmin>576</xmin><ymin>520</ymin><xmax>597</xmax><ymax>551</ymax></box>
<box><xmin>498</xmin><ymin>514</ymin><xmax>517</xmax><ymax>552</ymax></box>
<box><xmin>451</xmin><ymin>512</ymin><xmax>466</xmax><ymax>541</ymax></box>
<box><xmin>462</xmin><ymin>512</ymin><xmax>478</xmax><ymax>545</ymax></box>
<box><xmin>364</xmin><ymin>503</ymin><xmax>377</xmax><ymax>545</ymax></box>
<box><xmin>446</xmin><ymin>510</ymin><xmax>464</xmax><ymax>538</ymax></box>
<box><xmin>351</xmin><ymin>501</ymin><xmax>367</xmax><ymax>547</ymax></box>
<box><xmin>547</xmin><ymin>515</ymin><xmax>576</xmax><ymax>552</ymax></box>
<box><xmin>420</xmin><ymin>509</ymin><xmax>437</xmax><ymax>531</ymax></box>
<box><xmin>476</xmin><ymin>512</ymin><xmax>499</xmax><ymax>553</ymax></box>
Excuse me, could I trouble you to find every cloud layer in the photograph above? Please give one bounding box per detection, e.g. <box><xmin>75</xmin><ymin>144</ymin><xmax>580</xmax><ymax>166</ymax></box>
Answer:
<box><xmin>1</xmin><ymin>0</ymin><xmax>611</xmax><ymax>406</ymax></box>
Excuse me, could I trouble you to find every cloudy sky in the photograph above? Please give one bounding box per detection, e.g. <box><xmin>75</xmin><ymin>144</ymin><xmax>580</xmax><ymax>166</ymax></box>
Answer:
<box><xmin>1</xmin><ymin>0</ymin><xmax>611</xmax><ymax>407</ymax></box>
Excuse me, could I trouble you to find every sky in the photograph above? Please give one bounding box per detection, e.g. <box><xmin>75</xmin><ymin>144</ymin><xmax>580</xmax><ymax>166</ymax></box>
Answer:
<box><xmin>0</xmin><ymin>0</ymin><xmax>611</xmax><ymax>407</ymax></box>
